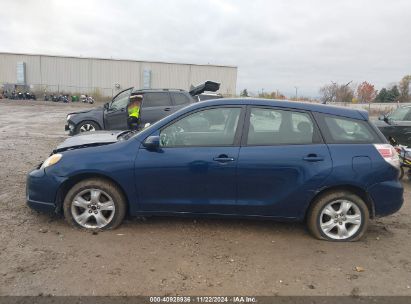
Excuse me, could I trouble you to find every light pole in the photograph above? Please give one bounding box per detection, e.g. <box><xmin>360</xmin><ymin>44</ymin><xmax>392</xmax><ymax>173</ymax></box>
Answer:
<box><xmin>295</xmin><ymin>86</ymin><xmax>298</xmax><ymax>100</ymax></box>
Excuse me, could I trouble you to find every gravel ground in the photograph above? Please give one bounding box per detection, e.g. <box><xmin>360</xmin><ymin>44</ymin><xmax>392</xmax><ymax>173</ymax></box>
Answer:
<box><xmin>0</xmin><ymin>99</ymin><xmax>410</xmax><ymax>296</ymax></box>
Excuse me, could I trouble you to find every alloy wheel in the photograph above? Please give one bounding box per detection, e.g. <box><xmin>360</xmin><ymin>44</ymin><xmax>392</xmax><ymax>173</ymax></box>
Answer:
<box><xmin>79</xmin><ymin>123</ymin><xmax>96</xmax><ymax>132</ymax></box>
<box><xmin>319</xmin><ymin>200</ymin><xmax>362</xmax><ymax>240</ymax></box>
<box><xmin>71</xmin><ymin>188</ymin><xmax>115</xmax><ymax>229</ymax></box>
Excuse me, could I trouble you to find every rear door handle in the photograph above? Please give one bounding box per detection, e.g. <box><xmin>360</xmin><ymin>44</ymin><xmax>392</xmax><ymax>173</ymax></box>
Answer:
<box><xmin>213</xmin><ymin>155</ymin><xmax>235</xmax><ymax>163</ymax></box>
<box><xmin>164</xmin><ymin>107</ymin><xmax>171</xmax><ymax>111</ymax></box>
<box><xmin>303</xmin><ymin>154</ymin><xmax>324</xmax><ymax>162</ymax></box>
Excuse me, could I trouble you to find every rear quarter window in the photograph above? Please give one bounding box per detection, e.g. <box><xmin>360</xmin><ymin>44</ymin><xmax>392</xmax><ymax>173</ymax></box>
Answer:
<box><xmin>172</xmin><ymin>92</ymin><xmax>191</xmax><ymax>105</ymax></box>
<box><xmin>318</xmin><ymin>114</ymin><xmax>380</xmax><ymax>144</ymax></box>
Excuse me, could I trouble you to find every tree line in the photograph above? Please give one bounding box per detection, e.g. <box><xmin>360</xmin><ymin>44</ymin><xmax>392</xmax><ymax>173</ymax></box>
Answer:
<box><xmin>239</xmin><ymin>75</ymin><xmax>411</xmax><ymax>103</ymax></box>
<box><xmin>319</xmin><ymin>75</ymin><xmax>411</xmax><ymax>103</ymax></box>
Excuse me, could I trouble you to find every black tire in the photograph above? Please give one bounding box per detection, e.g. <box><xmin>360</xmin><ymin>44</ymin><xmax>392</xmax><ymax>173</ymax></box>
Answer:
<box><xmin>63</xmin><ymin>178</ymin><xmax>126</xmax><ymax>230</ymax></box>
<box><xmin>75</xmin><ymin>120</ymin><xmax>100</xmax><ymax>134</ymax></box>
<box><xmin>307</xmin><ymin>191</ymin><xmax>369</xmax><ymax>242</ymax></box>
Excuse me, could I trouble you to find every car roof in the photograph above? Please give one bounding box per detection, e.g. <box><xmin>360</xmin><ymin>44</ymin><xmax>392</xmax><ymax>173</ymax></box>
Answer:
<box><xmin>131</xmin><ymin>88</ymin><xmax>187</xmax><ymax>93</ymax></box>
<box><xmin>185</xmin><ymin>98</ymin><xmax>369</xmax><ymax>120</ymax></box>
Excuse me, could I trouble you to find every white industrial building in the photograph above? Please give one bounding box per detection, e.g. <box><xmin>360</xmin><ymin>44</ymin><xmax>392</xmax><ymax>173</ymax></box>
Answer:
<box><xmin>0</xmin><ymin>52</ymin><xmax>237</xmax><ymax>97</ymax></box>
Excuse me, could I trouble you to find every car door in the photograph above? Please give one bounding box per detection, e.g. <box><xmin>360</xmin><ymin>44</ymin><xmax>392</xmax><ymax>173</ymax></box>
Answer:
<box><xmin>236</xmin><ymin>106</ymin><xmax>332</xmax><ymax>219</ymax></box>
<box><xmin>104</xmin><ymin>88</ymin><xmax>132</xmax><ymax>130</ymax></box>
<box><xmin>135</xmin><ymin>106</ymin><xmax>245</xmax><ymax>214</ymax></box>
<box><xmin>139</xmin><ymin>92</ymin><xmax>173</xmax><ymax>126</ymax></box>
<box><xmin>391</xmin><ymin>109</ymin><xmax>411</xmax><ymax>145</ymax></box>
<box><xmin>378</xmin><ymin>107</ymin><xmax>411</xmax><ymax>145</ymax></box>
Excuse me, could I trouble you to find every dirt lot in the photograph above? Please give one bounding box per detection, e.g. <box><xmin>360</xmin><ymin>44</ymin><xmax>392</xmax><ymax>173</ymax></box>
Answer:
<box><xmin>0</xmin><ymin>99</ymin><xmax>410</xmax><ymax>296</ymax></box>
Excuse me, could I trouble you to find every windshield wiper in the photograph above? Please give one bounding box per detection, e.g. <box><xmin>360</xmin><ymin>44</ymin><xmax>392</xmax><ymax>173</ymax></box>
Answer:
<box><xmin>117</xmin><ymin>130</ymin><xmax>133</xmax><ymax>140</ymax></box>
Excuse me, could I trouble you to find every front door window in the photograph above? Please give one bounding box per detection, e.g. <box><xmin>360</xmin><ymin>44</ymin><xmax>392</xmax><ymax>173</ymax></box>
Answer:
<box><xmin>160</xmin><ymin>107</ymin><xmax>241</xmax><ymax>147</ymax></box>
<box><xmin>110</xmin><ymin>89</ymin><xmax>132</xmax><ymax>111</ymax></box>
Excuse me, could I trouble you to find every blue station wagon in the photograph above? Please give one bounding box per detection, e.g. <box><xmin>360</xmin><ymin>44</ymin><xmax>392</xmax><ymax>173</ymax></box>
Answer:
<box><xmin>26</xmin><ymin>99</ymin><xmax>404</xmax><ymax>241</ymax></box>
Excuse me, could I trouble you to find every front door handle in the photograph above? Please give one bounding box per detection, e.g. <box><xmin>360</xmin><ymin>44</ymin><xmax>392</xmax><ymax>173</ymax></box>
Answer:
<box><xmin>164</xmin><ymin>107</ymin><xmax>171</xmax><ymax>111</ymax></box>
<box><xmin>303</xmin><ymin>154</ymin><xmax>324</xmax><ymax>162</ymax></box>
<box><xmin>213</xmin><ymin>154</ymin><xmax>235</xmax><ymax>163</ymax></box>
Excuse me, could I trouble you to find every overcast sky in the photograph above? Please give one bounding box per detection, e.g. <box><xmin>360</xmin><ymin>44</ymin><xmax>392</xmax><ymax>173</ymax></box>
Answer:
<box><xmin>1</xmin><ymin>0</ymin><xmax>410</xmax><ymax>96</ymax></box>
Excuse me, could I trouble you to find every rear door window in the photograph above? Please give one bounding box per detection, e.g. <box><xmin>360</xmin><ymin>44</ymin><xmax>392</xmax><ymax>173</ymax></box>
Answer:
<box><xmin>247</xmin><ymin>107</ymin><xmax>318</xmax><ymax>145</ymax></box>
<box><xmin>322</xmin><ymin>115</ymin><xmax>379</xmax><ymax>143</ymax></box>
<box><xmin>143</xmin><ymin>92</ymin><xmax>172</xmax><ymax>107</ymax></box>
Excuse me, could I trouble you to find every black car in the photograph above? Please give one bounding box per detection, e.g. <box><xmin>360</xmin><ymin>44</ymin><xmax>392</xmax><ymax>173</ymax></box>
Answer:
<box><xmin>65</xmin><ymin>81</ymin><xmax>220</xmax><ymax>135</ymax></box>
<box><xmin>374</xmin><ymin>106</ymin><xmax>411</xmax><ymax>146</ymax></box>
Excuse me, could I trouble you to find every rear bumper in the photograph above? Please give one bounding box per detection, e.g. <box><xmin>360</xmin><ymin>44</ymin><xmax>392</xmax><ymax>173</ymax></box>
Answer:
<box><xmin>368</xmin><ymin>180</ymin><xmax>404</xmax><ymax>217</ymax></box>
<box><xmin>26</xmin><ymin>169</ymin><xmax>65</xmax><ymax>214</ymax></box>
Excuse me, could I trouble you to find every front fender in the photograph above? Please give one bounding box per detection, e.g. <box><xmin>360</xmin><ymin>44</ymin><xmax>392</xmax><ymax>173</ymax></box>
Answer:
<box><xmin>47</xmin><ymin>141</ymin><xmax>140</xmax><ymax>214</ymax></box>
<box><xmin>70</xmin><ymin>110</ymin><xmax>104</xmax><ymax>128</ymax></box>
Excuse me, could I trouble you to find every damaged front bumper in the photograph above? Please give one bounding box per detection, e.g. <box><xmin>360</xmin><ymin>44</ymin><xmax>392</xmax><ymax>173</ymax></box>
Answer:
<box><xmin>26</xmin><ymin>168</ymin><xmax>66</xmax><ymax>214</ymax></box>
<box><xmin>65</xmin><ymin>121</ymin><xmax>75</xmax><ymax>135</ymax></box>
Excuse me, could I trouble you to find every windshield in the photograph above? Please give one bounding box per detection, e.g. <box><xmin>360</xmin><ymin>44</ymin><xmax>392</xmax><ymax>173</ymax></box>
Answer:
<box><xmin>389</xmin><ymin>107</ymin><xmax>411</xmax><ymax>121</ymax></box>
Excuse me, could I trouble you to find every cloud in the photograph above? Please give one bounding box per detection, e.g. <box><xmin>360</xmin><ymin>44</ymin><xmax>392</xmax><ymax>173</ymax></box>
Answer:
<box><xmin>0</xmin><ymin>0</ymin><xmax>410</xmax><ymax>96</ymax></box>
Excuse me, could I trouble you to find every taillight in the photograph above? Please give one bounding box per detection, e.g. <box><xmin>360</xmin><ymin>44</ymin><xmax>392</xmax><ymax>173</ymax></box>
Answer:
<box><xmin>374</xmin><ymin>144</ymin><xmax>400</xmax><ymax>169</ymax></box>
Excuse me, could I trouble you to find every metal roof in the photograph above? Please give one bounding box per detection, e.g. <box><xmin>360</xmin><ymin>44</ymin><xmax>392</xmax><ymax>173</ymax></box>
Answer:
<box><xmin>0</xmin><ymin>52</ymin><xmax>237</xmax><ymax>69</ymax></box>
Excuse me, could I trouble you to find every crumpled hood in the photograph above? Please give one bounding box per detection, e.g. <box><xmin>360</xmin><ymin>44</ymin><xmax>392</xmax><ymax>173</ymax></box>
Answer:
<box><xmin>68</xmin><ymin>107</ymin><xmax>103</xmax><ymax>116</ymax></box>
<box><xmin>54</xmin><ymin>130</ymin><xmax>123</xmax><ymax>153</ymax></box>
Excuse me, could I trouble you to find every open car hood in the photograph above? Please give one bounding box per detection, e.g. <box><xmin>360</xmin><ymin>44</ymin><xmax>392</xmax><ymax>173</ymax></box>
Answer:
<box><xmin>54</xmin><ymin>131</ymin><xmax>123</xmax><ymax>153</ymax></box>
<box><xmin>189</xmin><ymin>81</ymin><xmax>220</xmax><ymax>96</ymax></box>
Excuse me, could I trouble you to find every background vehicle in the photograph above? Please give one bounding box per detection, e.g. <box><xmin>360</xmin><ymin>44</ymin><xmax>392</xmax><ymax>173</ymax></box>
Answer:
<box><xmin>375</xmin><ymin>106</ymin><xmax>411</xmax><ymax>146</ymax></box>
<box><xmin>28</xmin><ymin>99</ymin><xmax>403</xmax><ymax>241</ymax></box>
<box><xmin>23</xmin><ymin>92</ymin><xmax>36</xmax><ymax>100</ymax></box>
<box><xmin>59</xmin><ymin>94</ymin><xmax>69</xmax><ymax>103</ymax></box>
<box><xmin>80</xmin><ymin>95</ymin><xmax>95</xmax><ymax>104</ymax></box>
<box><xmin>395</xmin><ymin>144</ymin><xmax>411</xmax><ymax>179</ymax></box>
<box><xmin>196</xmin><ymin>92</ymin><xmax>224</xmax><ymax>102</ymax></box>
<box><xmin>65</xmin><ymin>81</ymin><xmax>220</xmax><ymax>135</ymax></box>
<box><xmin>390</xmin><ymin>137</ymin><xmax>411</xmax><ymax>179</ymax></box>
<box><xmin>2</xmin><ymin>84</ymin><xmax>36</xmax><ymax>100</ymax></box>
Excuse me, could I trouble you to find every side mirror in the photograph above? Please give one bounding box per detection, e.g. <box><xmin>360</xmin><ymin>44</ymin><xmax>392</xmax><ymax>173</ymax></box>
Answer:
<box><xmin>378</xmin><ymin>115</ymin><xmax>385</xmax><ymax>120</ymax></box>
<box><xmin>104</xmin><ymin>102</ymin><xmax>109</xmax><ymax>110</ymax></box>
<box><xmin>143</xmin><ymin>135</ymin><xmax>160</xmax><ymax>150</ymax></box>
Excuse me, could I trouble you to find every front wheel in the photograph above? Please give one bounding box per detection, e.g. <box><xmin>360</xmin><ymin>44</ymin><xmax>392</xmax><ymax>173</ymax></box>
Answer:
<box><xmin>63</xmin><ymin>178</ymin><xmax>126</xmax><ymax>230</ymax></box>
<box><xmin>75</xmin><ymin>120</ymin><xmax>100</xmax><ymax>134</ymax></box>
<box><xmin>307</xmin><ymin>191</ymin><xmax>369</xmax><ymax>241</ymax></box>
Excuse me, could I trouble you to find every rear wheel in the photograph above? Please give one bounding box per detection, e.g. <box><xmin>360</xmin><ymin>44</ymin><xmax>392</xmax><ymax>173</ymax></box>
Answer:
<box><xmin>75</xmin><ymin>121</ymin><xmax>100</xmax><ymax>134</ymax></box>
<box><xmin>63</xmin><ymin>178</ymin><xmax>126</xmax><ymax>230</ymax></box>
<box><xmin>307</xmin><ymin>191</ymin><xmax>369</xmax><ymax>241</ymax></box>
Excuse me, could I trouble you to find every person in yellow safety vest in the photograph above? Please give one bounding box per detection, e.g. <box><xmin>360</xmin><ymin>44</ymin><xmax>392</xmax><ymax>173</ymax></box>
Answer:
<box><xmin>127</xmin><ymin>94</ymin><xmax>143</xmax><ymax>130</ymax></box>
